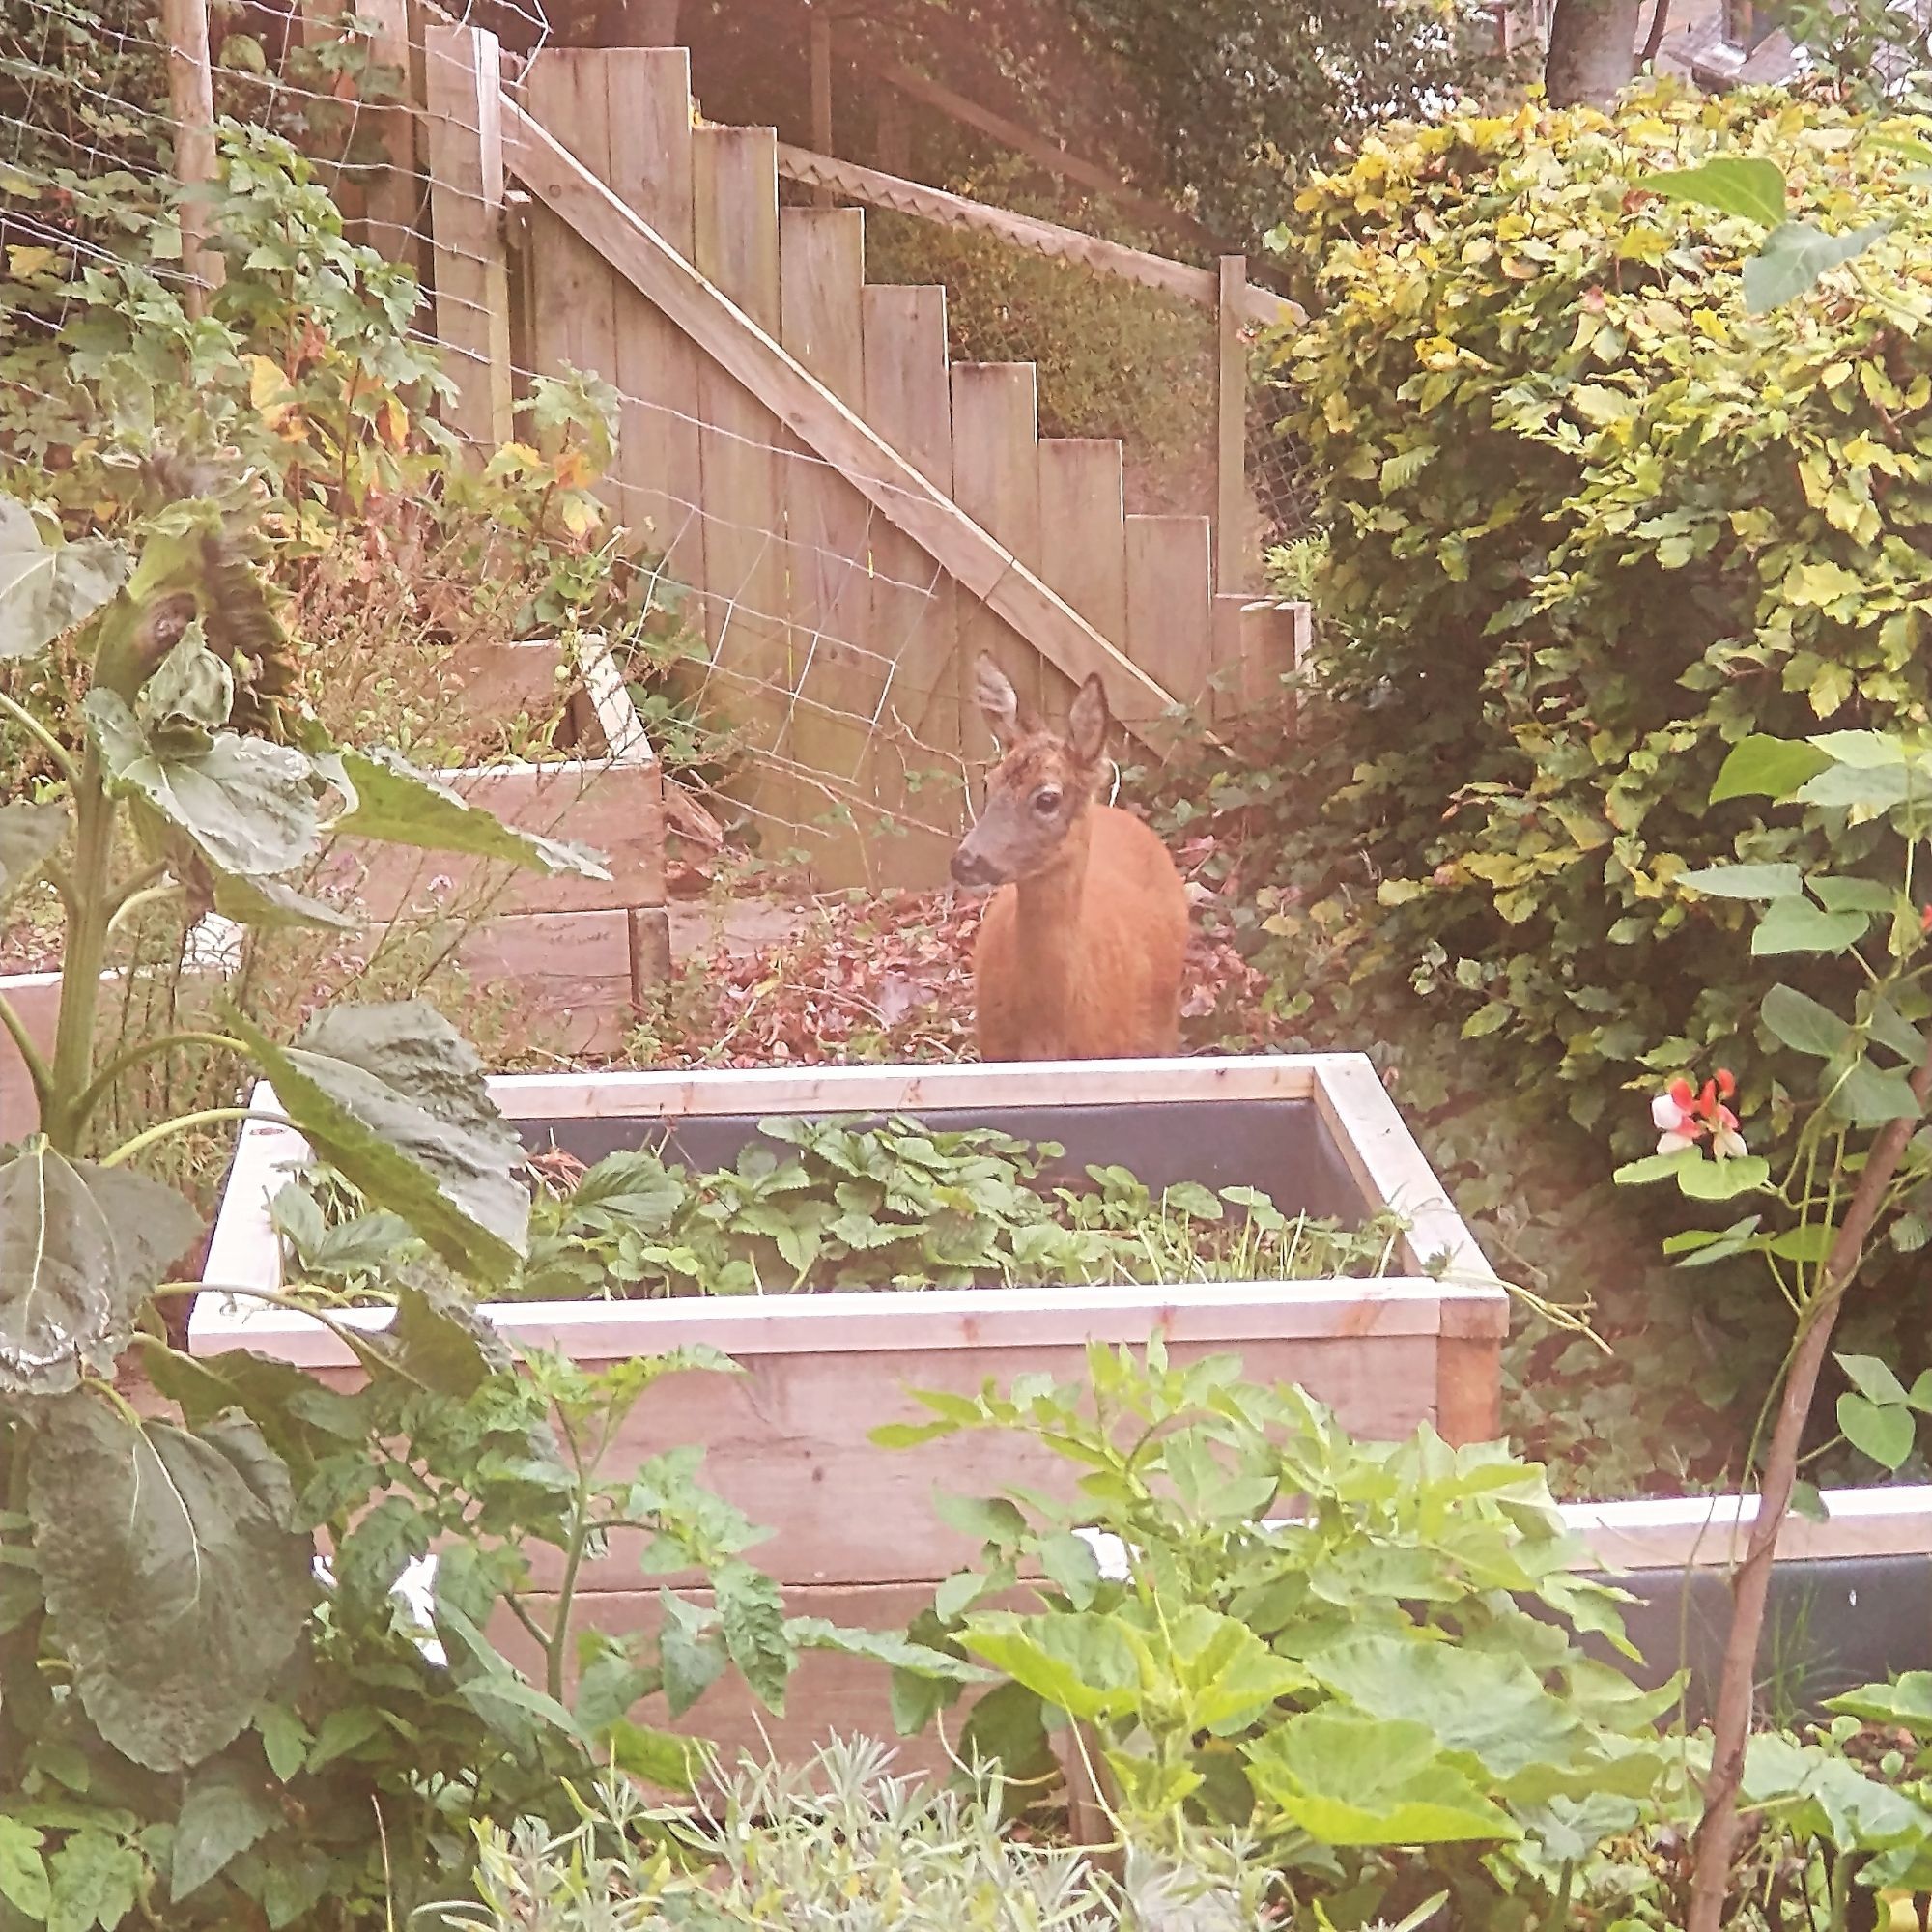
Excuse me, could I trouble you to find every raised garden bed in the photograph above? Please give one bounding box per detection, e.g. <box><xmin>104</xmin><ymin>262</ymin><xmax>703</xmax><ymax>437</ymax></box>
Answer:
<box><xmin>318</xmin><ymin>633</ymin><xmax>670</xmax><ymax>1055</ymax></box>
<box><xmin>196</xmin><ymin>1051</ymin><xmax>1505</xmax><ymax>1756</ymax></box>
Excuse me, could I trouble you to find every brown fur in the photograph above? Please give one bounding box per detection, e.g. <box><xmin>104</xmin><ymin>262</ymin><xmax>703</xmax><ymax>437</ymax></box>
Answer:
<box><xmin>951</xmin><ymin>658</ymin><xmax>1189</xmax><ymax>1062</ymax></box>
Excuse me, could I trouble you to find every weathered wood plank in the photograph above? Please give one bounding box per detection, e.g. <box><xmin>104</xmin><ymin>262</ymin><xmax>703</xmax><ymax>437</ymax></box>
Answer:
<box><xmin>602</xmin><ymin>47</ymin><xmax>707</xmax><ymax>590</ymax></box>
<box><xmin>862</xmin><ymin>283</ymin><xmax>959</xmax><ymax>886</ymax></box>
<box><xmin>524</xmin><ymin>51</ymin><xmax>619</xmax><ymax>412</ymax></box>
<box><xmin>691</xmin><ymin>124</ymin><xmax>799</xmax><ymax>844</ymax></box>
<box><xmin>1125</xmin><ymin>513</ymin><xmax>1212</xmax><ymax>712</ymax></box>
<box><xmin>951</xmin><ymin>362</ymin><xmax>1049</xmax><ymax>734</ymax></box>
<box><xmin>498</xmin><ymin>102</ymin><xmax>1177</xmax><ymax>736</ymax></box>
<box><xmin>1037</xmin><ymin>439</ymin><xmax>1127</xmax><ymax>655</ymax></box>
<box><xmin>1216</xmin><ymin>254</ymin><xmax>1250</xmax><ymax>595</ymax></box>
<box><xmin>779</xmin><ymin>207</ymin><xmax>878</xmax><ymax>884</ymax></box>
<box><xmin>422</xmin><ymin>25</ymin><xmax>513</xmax><ymax>451</ymax></box>
<box><xmin>355</xmin><ymin>0</ymin><xmax>419</xmax><ymax>271</ymax></box>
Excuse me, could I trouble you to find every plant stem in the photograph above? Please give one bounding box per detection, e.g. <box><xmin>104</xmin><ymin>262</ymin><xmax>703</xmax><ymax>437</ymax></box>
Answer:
<box><xmin>1686</xmin><ymin>1037</ymin><xmax>1932</xmax><ymax>1932</ymax></box>
<box><xmin>99</xmin><ymin>1105</ymin><xmax>262</xmax><ymax>1168</ymax></box>
<box><xmin>42</xmin><ymin>742</ymin><xmax>116</xmax><ymax>1153</ymax></box>
<box><xmin>0</xmin><ymin>688</ymin><xmax>77</xmax><ymax>783</ymax></box>
<box><xmin>69</xmin><ymin>1030</ymin><xmax>250</xmax><ymax>1134</ymax></box>
<box><xmin>0</xmin><ymin>989</ymin><xmax>52</xmax><ymax>1129</ymax></box>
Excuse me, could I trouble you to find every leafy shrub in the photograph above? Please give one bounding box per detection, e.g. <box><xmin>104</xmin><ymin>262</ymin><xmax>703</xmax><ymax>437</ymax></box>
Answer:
<box><xmin>880</xmin><ymin>1343</ymin><xmax>1690</xmax><ymax>1927</ymax></box>
<box><xmin>1269</xmin><ymin>85</ymin><xmax>1932</xmax><ymax>1162</ymax></box>
<box><xmin>865</xmin><ymin>163</ymin><xmax>1213</xmax><ymax>484</ymax></box>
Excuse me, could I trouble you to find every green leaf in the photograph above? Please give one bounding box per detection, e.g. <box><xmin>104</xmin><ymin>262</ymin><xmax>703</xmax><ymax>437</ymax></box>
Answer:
<box><xmin>1837</xmin><ymin>1352</ymin><xmax>1911</xmax><ymax>1406</ymax></box>
<box><xmin>255</xmin><ymin>1705</ymin><xmax>311</xmax><ymax>1784</ymax></box>
<box><xmin>1612</xmin><ymin>1148</ymin><xmax>1699</xmax><ymax>1187</ymax></box>
<box><xmin>0</xmin><ymin>1141</ymin><xmax>204</xmax><ymax>1397</ymax></box>
<box><xmin>1830</xmin><ymin>1061</ymin><xmax>1921</xmax><ymax>1127</ymax></box>
<box><xmin>1744</xmin><ymin>220</ymin><xmax>1890</xmax><ymax>314</ymax></box>
<box><xmin>1769</xmin><ymin>1222</ymin><xmax>1835</xmax><ymax>1264</ymax></box>
<box><xmin>1864</xmin><ymin>995</ymin><xmax>1926</xmax><ymax>1065</ymax></box>
<box><xmin>1810</xmin><ymin>876</ymin><xmax>1898</xmax><ymax>915</ymax></box>
<box><xmin>0</xmin><ymin>800</ymin><xmax>69</xmax><ymax>907</ymax></box>
<box><xmin>1678</xmin><ymin>1155</ymin><xmax>1771</xmax><ymax>1201</ymax></box>
<box><xmin>1678</xmin><ymin>862</ymin><xmax>1804</xmax><ymax>900</ymax></box>
<box><xmin>1762</xmin><ymin>984</ymin><xmax>1854</xmax><ymax>1059</ymax></box>
<box><xmin>786</xmin><ymin>1618</ymin><xmax>991</xmax><ymax>1684</ymax></box>
<box><xmin>326</xmin><ymin>746</ymin><xmax>610</xmax><ymax>881</ymax></box>
<box><xmin>868</xmin><ymin>1420</ymin><xmax>958</xmax><ymax>1449</ymax></box>
<box><xmin>0</xmin><ymin>1819</ymin><xmax>49</xmax><ymax>1922</ymax></box>
<box><xmin>26</xmin><ymin>1395</ymin><xmax>314</xmax><ymax>1775</ymax></box>
<box><xmin>45</xmin><ymin>1829</ymin><xmax>141</xmax><ymax>1932</ymax></box>
<box><xmin>209</xmin><ymin>869</ymin><xmax>359</xmax><ymax>933</ymax></box>
<box><xmin>0</xmin><ymin>497</ymin><xmax>128</xmax><ymax>660</ymax></box>
<box><xmin>171</xmin><ymin>1759</ymin><xmax>281</xmax><ymax>1900</ymax></box>
<box><xmin>1638</xmin><ymin>156</ymin><xmax>1788</xmax><ymax>227</ymax></box>
<box><xmin>932</xmin><ymin>1492</ymin><xmax>1030</xmax><ymax>1547</ymax></box>
<box><xmin>714</xmin><ymin>1561</ymin><xmax>793</xmax><ymax>1715</ymax></box>
<box><xmin>961</xmin><ymin>1610</ymin><xmax>1144</xmax><ymax>1722</ymax></box>
<box><xmin>230</xmin><ymin>1001</ymin><xmax>529</xmax><ymax>1289</ymax></box>
<box><xmin>1303</xmin><ymin>1632</ymin><xmax>1583</xmax><ymax>1780</ymax></box>
<box><xmin>84</xmin><ymin>691</ymin><xmax>320</xmax><ymax>879</ymax></box>
<box><xmin>1037</xmin><ymin>1530</ymin><xmax>1103</xmax><ymax>1609</ymax></box>
<box><xmin>658</xmin><ymin>1592</ymin><xmax>726</xmax><ymax>1719</ymax></box>
<box><xmin>1750</xmin><ymin>898</ymin><xmax>1868</xmax><ymax>957</ymax></box>
<box><xmin>137</xmin><ymin>618</ymin><xmax>233</xmax><ymax>736</ymax></box>
<box><xmin>1838</xmin><ymin>1393</ymin><xmax>1914</xmax><ymax>1472</ymax></box>
<box><xmin>603</xmin><ymin>1719</ymin><xmax>699</xmax><ymax>1790</ymax></box>
<box><xmin>350</xmin><ymin>1272</ymin><xmax>507</xmax><ymax>1398</ymax></box>
<box><xmin>1245</xmin><ymin>1710</ymin><xmax>1520</xmax><ymax>1846</ymax></box>
<box><xmin>1709</xmin><ymin>734</ymin><xmax>1832</xmax><ymax>804</ymax></box>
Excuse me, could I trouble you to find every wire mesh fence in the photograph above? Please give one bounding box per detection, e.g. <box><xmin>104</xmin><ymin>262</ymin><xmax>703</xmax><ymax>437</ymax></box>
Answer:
<box><xmin>3</xmin><ymin>0</ymin><xmax>1305</xmax><ymax>915</ymax></box>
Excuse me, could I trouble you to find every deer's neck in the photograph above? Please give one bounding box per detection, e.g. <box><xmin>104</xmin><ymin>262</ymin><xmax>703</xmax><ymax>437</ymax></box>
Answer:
<box><xmin>1013</xmin><ymin>811</ymin><xmax>1094</xmax><ymax>1019</ymax></box>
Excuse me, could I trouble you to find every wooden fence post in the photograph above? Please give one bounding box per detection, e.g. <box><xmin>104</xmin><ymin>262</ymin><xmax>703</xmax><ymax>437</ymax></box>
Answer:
<box><xmin>161</xmin><ymin>0</ymin><xmax>224</xmax><ymax>317</ymax></box>
<box><xmin>1216</xmin><ymin>254</ymin><xmax>1250</xmax><ymax>597</ymax></box>
<box><xmin>810</xmin><ymin>12</ymin><xmax>834</xmax><ymax>206</ymax></box>
<box><xmin>357</xmin><ymin>0</ymin><xmax>420</xmax><ymax>272</ymax></box>
<box><xmin>423</xmin><ymin>24</ymin><xmax>515</xmax><ymax>455</ymax></box>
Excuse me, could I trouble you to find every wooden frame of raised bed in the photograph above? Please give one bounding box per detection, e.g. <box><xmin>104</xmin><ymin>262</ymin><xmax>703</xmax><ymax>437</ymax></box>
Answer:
<box><xmin>320</xmin><ymin>631</ymin><xmax>671</xmax><ymax>1056</ymax></box>
<box><xmin>194</xmin><ymin>1052</ymin><xmax>1508</xmax><ymax>1758</ymax></box>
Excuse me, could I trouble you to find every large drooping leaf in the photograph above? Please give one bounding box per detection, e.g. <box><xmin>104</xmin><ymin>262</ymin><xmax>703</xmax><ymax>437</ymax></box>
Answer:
<box><xmin>0</xmin><ymin>497</ymin><xmax>128</xmax><ymax>660</ymax></box>
<box><xmin>209</xmin><ymin>867</ymin><xmax>359</xmax><ymax>933</ymax></box>
<box><xmin>1245</xmin><ymin>1710</ymin><xmax>1520</xmax><ymax>1846</ymax></box>
<box><xmin>0</xmin><ymin>1141</ymin><xmax>204</xmax><ymax>1395</ymax></box>
<box><xmin>85</xmin><ymin>690</ymin><xmax>320</xmax><ymax>878</ymax></box>
<box><xmin>1303</xmin><ymin>1632</ymin><xmax>1584</xmax><ymax>1780</ymax></box>
<box><xmin>960</xmin><ymin>1610</ymin><xmax>1144</xmax><ymax>1722</ymax></box>
<box><xmin>231</xmin><ymin>1001</ymin><xmax>529</xmax><ymax>1287</ymax></box>
<box><xmin>1707</xmin><ymin>734</ymin><xmax>1833</xmax><ymax>805</ymax></box>
<box><xmin>324</xmin><ymin>746</ymin><xmax>610</xmax><ymax>880</ymax></box>
<box><xmin>170</xmin><ymin>1757</ymin><xmax>283</xmax><ymax>1901</ymax></box>
<box><xmin>1744</xmin><ymin>220</ymin><xmax>1891</xmax><ymax>315</ymax></box>
<box><xmin>0</xmin><ymin>800</ymin><xmax>68</xmax><ymax>908</ymax></box>
<box><xmin>26</xmin><ymin>1394</ymin><xmax>315</xmax><ymax>1773</ymax></box>
<box><xmin>1637</xmin><ymin>156</ymin><xmax>1788</xmax><ymax>227</ymax></box>
<box><xmin>347</xmin><ymin>1269</ymin><xmax>511</xmax><ymax>1397</ymax></box>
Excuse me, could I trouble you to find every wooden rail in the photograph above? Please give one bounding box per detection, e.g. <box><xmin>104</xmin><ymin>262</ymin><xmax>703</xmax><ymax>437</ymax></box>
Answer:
<box><xmin>773</xmin><ymin>143</ymin><xmax>1302</xmax><ymax>330</ymax></box>
<box><xmin>498</xmin><ymin>99</ymin><xmax>1180</xmax><ymax>736</ymax></box>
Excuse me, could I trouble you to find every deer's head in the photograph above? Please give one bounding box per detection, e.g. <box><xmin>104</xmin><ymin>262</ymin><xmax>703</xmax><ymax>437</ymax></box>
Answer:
<box><xmin>951</xmin><ymin>656</ymin><xmax>1111</xmax><ymax>889</ymax></box>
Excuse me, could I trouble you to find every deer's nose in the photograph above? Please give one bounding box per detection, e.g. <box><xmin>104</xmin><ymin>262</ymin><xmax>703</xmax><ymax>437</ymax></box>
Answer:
<box><xmin>951</xmin><ymin>845</ymin><xmax>995</xmax><ymax>887</ymax></box>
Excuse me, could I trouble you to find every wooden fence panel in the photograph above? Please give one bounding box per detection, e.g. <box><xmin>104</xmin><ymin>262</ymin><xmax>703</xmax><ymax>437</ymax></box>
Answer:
<box><xmin>862</xmin><ymin>284</ymin><xmax>960</xmax><ymax>884</ymax></box>
<box><xmin>950</xmin><ymin>363</ymin><xmax>1042</xmax><ymax>753</ymax></box>
<box><xmin>691</xmin><ymin>125</ymin><xmax>797</xmax><ymax>842</ymax></box>
<box><xmin>423</xmin><ymin>25</ymin><xmax>512</xmax><ymax>452</ymax></box>
<box><xmin>779</xmin><ymin>206</ymin><xmax>878</xmax><ymax>883</ymax></box>
<box><xmin>1037</xmin><ymin>440</ymin><xmax>1128</xmax><ymax>675</ymax></box>
<box><xmin>603</xmin><ymin>47</ymin><xmax>707</xmax><ymax>595</ymax></box>
<box><xmin>525</xmin><ymin>52</ymin><xmax>621</xmax><ymax>441</ymax></box>
<box><xmin>1126</xmin><ymin>514</ymin><xmax>1213</xmax><ymax>713</ymax></box>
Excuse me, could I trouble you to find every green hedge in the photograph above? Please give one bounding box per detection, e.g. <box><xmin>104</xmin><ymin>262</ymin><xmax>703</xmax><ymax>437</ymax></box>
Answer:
<box><xmin>1272</xmin><ymin>85</ymin><xmax>1932</xmax><ymax>1148</ymax></box>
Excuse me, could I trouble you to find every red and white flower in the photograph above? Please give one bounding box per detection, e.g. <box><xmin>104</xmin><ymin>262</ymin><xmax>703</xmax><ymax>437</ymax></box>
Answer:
<box><xmin>1652</xmin><ymin>1068</ymin><xmax>1746</xmax><ymax>1159</ymax></box>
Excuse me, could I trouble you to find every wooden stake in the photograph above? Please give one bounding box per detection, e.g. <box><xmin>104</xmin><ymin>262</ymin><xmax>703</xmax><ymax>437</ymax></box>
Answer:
<box><xmin>357</xmin><ymin>0</ymin><xmax>420</xmax><ymax>272</ymax></box>
<box><xmin>422</xmin><ymin>24</ymin><xmax>515</xmax><ymax>455</ymax></box>
<box><xmin>161</xmin><ymin>0</ymin><xmax>224</xmax><ymax>316</ymax></box>
<box><xmin>810</xmin><ymin>12</ymin><xmax>834</xmax><ymax>206</ymax></box>
<box><xmin>1216</xmin><ymin>255</ymin><xmax>1249</xmax><ymax>596</ymax></box>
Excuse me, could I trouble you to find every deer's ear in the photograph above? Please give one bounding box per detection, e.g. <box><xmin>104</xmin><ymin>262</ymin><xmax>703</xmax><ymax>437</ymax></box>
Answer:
<box><xmin>975</xmin><ymin>655</ymin><xmax>1027</xmax><ymax>742</ymax></box>
<box><xmin>1066</xmin><ymin>673</ymin><xmax>1111</xmax><ymax>765</ymax></box>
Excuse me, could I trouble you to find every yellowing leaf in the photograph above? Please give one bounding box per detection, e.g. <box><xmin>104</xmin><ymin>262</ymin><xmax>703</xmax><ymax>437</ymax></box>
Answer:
<box><xmin>1782</xmin><ymin>559</ymin><xmax>1866</xmax><ymax>608</ymax></box>
<box><xmin>5</xmin><ymin>246</ymin><xmax>54</xmax><ymax>279</ymax></box>
<box><xmin>378</xmin><ymin>394</ymin><xmax>408</xmax><ymax>450</ymax></box>
<box><xmin>556</xmin><ymin>494</ymin><xmax>602</xmax><ymax>538</ymax></box>
<box><xmin>244</xmin><ymin>355</ymin><xmax>302</xmax><ymax>437</ymax></box>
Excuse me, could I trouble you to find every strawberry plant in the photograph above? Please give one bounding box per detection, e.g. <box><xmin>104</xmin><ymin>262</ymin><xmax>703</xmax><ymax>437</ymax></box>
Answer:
<box><xmin>272</xmin><ymin>1116</ymin><xmax>1416</xmax><ymax>1304</ymax></box>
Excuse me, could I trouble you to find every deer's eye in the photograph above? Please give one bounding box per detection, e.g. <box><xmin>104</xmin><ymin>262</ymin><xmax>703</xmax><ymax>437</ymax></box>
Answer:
<box><xmin>1032</xmin><ymin>787</ymin><xmax>1062</xmax><ymax>815</ymax></box>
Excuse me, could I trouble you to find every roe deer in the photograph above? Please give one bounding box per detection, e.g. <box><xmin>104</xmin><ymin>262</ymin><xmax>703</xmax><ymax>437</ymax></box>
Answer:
<box><xmin>950</xmin><ymin>656</ymin><xmax>1189</xmax><ymax>1062</ymax></box>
